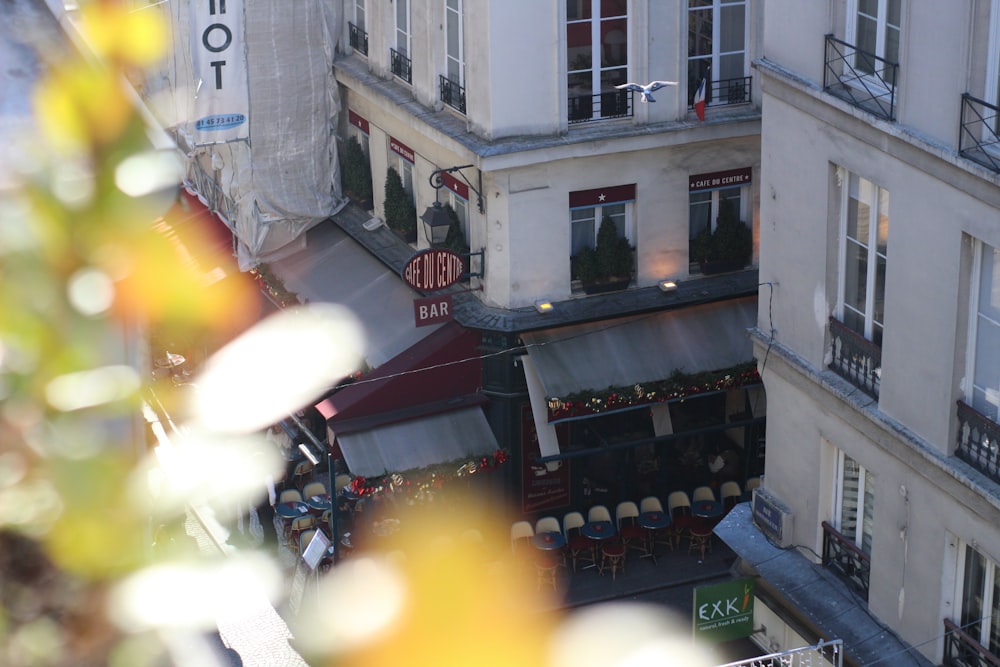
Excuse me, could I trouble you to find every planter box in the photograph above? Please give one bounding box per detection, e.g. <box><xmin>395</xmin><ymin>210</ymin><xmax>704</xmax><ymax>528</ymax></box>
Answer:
<box><xmin>699</xmin><ymin>258</ymin><xmax>749</xmax><ymax>275</ymax></box>
<box><xmin>581</xmin><ymin>277</ymin><xmax>631</xmax><ymax>294</ymax></box>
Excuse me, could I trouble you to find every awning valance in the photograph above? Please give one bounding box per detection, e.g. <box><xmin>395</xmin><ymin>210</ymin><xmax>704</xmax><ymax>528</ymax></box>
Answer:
<box><xmin>520</xmin><ymin>296</ymin><xmax>757</xmax><ymax>400</ymax></box>
<box><xmin>334</xmin><ymin>407</ymin><xmax>499</xmax><ymax>478</ymax></box>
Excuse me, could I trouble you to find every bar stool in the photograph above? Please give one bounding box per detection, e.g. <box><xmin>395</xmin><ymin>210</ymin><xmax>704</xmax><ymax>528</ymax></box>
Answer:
<box><xmin>688</xmin><ymin>519</ymin><xmax>714</xmax><ymax>560</ymax></box>
<box><xmin>600</xmin><ymin>540</ymin><xmax>626</xmax><ymax>580</ymax></box>
<box><xmin>535</xmin><ymin>554</ymin><xmax>560</xmax><ymax>591</ymax></box>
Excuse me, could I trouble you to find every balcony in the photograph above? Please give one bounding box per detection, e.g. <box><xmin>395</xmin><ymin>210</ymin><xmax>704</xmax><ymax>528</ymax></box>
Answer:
<box><xmin>956</xmin><ymin>400</ymin><xmax>1000</xmax><ymax>485</ymax></box>
<box><xmin>821</xmin><ymin>521</ymin><xmax>870</xmax><ymax>600</ymax></box>
<box><xmin>687</xmin><ymin>75</ymin><xmax>753</xmax><ymax>111</ymax></box>
<box><xmin>823</xmin><ymin>34</ymin><xmax>898</xmax><ymax>121</ymax></box>
<box><xmin>439</xmin><ymin>75</ymin><xmax>466</xmax><ymax>114</ymax></box>
<box><xmin>568</xmin><ymin>89</ymin><xmax>632</xmax><ymax>124</ymax></box>
<box><xmin>959</xmin><ymin>93</ymin><xmax>1000</xmax><ymax>173</ymax></box>
<box><xmin>348</xmin><ymin>22</ymin><xmax>368</xmax><ymax>57</ymax></box>
<box><xmin>390</xmin><ymin>48</ymin><xmax>411</xmax><ymax>84</ymax></box>
<box><xmin>943</xmin><ymin>619</ymin><xmax>1000</xmax><ymax>667</ymax></box>
<box><xmin>828</xmin><ymin>317</ymin><xmax>881</xmax><ymax>399</ymax></box>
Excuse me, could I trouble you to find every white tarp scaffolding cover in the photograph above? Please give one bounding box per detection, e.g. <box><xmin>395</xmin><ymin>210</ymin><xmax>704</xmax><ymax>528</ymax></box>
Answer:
<box><xmin>146</xmin><ymin>0</ymin><xmax>346</xmax><ymax>269</ymax></box>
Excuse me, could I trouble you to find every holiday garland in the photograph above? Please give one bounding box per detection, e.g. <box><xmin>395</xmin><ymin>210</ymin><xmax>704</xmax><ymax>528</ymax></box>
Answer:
<box><xmin>347</xmin><ymin>449</ymin><xmax>510</xmax><ymax>503</ymax></box>
<box><xmin>250</xmin><ymin>265</ymin><xmax>300</xmax><ymax>308</ymax></box>
<box><xmin>546</xmin><ymin>361</ymin><xmax>760</xmax><ymax>422</ymax></box>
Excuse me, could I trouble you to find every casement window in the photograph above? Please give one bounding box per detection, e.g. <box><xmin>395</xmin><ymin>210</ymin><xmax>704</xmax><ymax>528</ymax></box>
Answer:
<box><xmin>349</xmin><ymin>0</ymin><xmax>367</xmax><ymax>55</ymax></box>
<box><xmin>566</xmin><ymin>0</ymin><xmax>628</xmax><ymax>122</ymax></box>
<box><xmin>955</xmin><ymin>543</ymin><xmax>1000</xmax><ymax>656</ymax></box>
<box><xmin>688</xmin><ymin>167</ymin><xmax>751</xmax><ymax>273</ymax></box>
<box><xmin>846</xmin><ymin>0</ymin><xmax>900</xmax><ymax>88</ymax></box>
<box><xmin>389</xmin><ymin>137</ymin><xmax>415</xmax><ymax>205</ymax></box>
<box><xmin>966</xmin><ymin>241</ymin><xmax>1000</xmax><ymax>422</ymax></box>
<box><xmin>395</xmin><ymin>0</ymin><xmax>410</xmax><ymax>57</ymax></box>
<box><xmin>441</xmin><ymin>171</ymin><xmax>470</xmax><ymax>243</ymax></box>
<box><xmin>687</xmin><ymin>0</ymin><xmax>748</xmax><ymax>108</ymax></box>
<box><xmin>446</xmin><ymin>0</ymin><xmax>464</xmax><ymax>85</ymax></box>
<box><xmin>836</xmin><ymin>168</ymin><xmax>889</xmax><ymax>346</ymax></box>
<box><xmin>569</xmin><ymin>184</ymin><xmax>635</xmax><ymax>260</ymax></box>
<box><xmin>353</xmin><ymin>0</ymin><xmax>365</xmax><ymax>31</ymax></box>
<box><xmin>347</xmin><ymin>111</ymin><xmax>370</xmax><ymax>159</ymax></box>
<box><xmin>834</xmin><ymin>450</ymin><xmax>874</xmax><ymax>557</ymax></box>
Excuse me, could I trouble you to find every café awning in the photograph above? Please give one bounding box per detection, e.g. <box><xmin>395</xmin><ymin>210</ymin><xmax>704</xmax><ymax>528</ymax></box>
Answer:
<box><xmin>520</xmin><ymin>296</ymin><xmax>757</xmax><ymax>400</ymax></box>
<box><xmin>334</xmin><ymin>407</ymin><xmax>499</xmax><ymax>478</ymax></box>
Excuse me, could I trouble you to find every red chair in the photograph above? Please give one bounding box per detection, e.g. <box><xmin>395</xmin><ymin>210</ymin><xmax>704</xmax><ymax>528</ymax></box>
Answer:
<box><xmin>615</xmin><ymin>501</ymin><xmax>648</xmax><ymax>558</ymax></box>
<box><xmin>667</xmin><ymin>490</ymin><xmax>694</xmax><ymax>548</ymax></box>
<box><xmin>563</xmin><ymin>511</ymin><xmax>595</xmax><ymax>572</ymax></box>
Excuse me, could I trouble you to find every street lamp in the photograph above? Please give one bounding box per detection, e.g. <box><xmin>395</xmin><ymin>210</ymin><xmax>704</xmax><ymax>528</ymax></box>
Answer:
<box><xmin>420</xmin><ymin>164</ymin><xmax>484</xmax><ymax>246</ymax></box>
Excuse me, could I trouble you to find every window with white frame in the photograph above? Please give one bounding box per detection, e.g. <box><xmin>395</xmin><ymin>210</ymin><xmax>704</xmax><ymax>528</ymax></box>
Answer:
<box><xmin>687</xmin><ymin>0</ymin><xmax>748</xmax><ymax>108</ymax></box>
<box><xmin>688</xmin><ymin>184</ymin><xmax>747</xmax><ymax>272</ymax></box>
<box><xmin>569</xmin><ymin>184</ymin><xmax>635</xmax><ymax>279</ymax></box>
<box><xmin>967</xmin><ymin>241</ymin><xmax>1000</xmax><ymax>422</ymax></box>
<box><xmin>395</xmin><ymin>0</ymin><xmax>410</xmax><ymax>57</ymax></box>
<box><xmin>353</xmin><ymin>0</ymin><xmax>365</xmax><ymax>30</ymax></box>
<box><xmin>834</xmin><ymin>449</ymin><xmax>874</xmax><ymax>557</ymax></box>
<box><xmin>846</xmin><ymin>0</ymin><xmax>900</xmax><ymax>87</ymax></box>
<box><xmin>347</xmin><ymin>123</ymin><xmax>369</xmax><ymax>159</ymax></box>
<box><xmin>446</xmin><ymin>0</ymin><xmax>464</xmax><ymax>85</ymax></box>
<box><xmin>566</xmin><ymin>0</ymin><xmax>628</xmax><ymax>122</ymax></box>
<box><xmin>955</xmin><ymin>542</ymin><xmax>1000</xmax><ymax>656</ymax></box>
<box><xmin>837</xmin><ymin>168</ymin><xmax>889</xmax><ymax>346</ymax></box>
<box><xmin>446</xmin><ymin>190</ymin><xmax>468</xmax><ymax>242</ymax></box>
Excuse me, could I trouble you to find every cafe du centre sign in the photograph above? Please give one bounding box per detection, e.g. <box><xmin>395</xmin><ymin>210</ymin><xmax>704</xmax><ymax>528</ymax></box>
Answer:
<box><xmin>403</xmin><ymin>248</ymin><xmax>465</xmax><ymax>327</ymax></box>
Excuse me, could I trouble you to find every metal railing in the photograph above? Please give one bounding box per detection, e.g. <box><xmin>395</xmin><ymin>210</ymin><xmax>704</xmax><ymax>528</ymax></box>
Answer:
<box><xmin>688</xmin><ymin>76</ymin><xmax>753</xmax><ymax>111</ymax></box>
<box><xmin>568</xmin><ymin>89</ymin><xmax>633</xmax><ymax>124</ymax></box>
<box><xmin>823</xmin><ymin>34</ymin><xmax>898</xmax><ymax>121</ymax></box>
<box><xmin>943</xmin><ymin>619</ymin><xmax>1000</xmax><ymax>667</ymax></box>
<box><xmin>956</xmin><ymin>400</ymin><xmax>1000</xmax><ymax>485</ymax></box>
<box><xmin>717</xmin><ymin>639</ymin><xmax>843</xmax><ymax>667</ymax></box>
<box><xmin>828</xmin><ymin>317</ymin><xmax>881</xmax><ymax>399</ymax></box>
<box><xmin>959</xmin><ymin>93</ymin><xmax>1000</xmax><ymax>173</ymax></box>
<box><xmin>439</xmin><ymin>75</ymin><xmax>466</xmax><ymax>114</ymax></box>
<box><xmin>348</xmin><ymin>22</ymin><xmax>368</xmax><ymax>56</ymax></box>
<box><xmin>390</xmin><ymin>48</ymin><xmax>412</xmax><ymax>84</ymax></box>
<box><xmin>821</xmin><ymin>521</ymin><xmax>870</xmax><ymax>600</ymax></box>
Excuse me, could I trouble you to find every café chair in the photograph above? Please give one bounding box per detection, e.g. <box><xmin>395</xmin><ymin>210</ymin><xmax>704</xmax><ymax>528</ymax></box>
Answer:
<box><xmin>640</xmin><ymin>496</ymin><xmax>673</xmax><ymax>551</ymax></box>
<box><xmin>746</xmin><ymin>476</ymin><xmax>762</xmax><ymax>492</ymax></box>
<box><xmin>535</xmin><ymin>516</ymin><xmax>562</xmax><ymax>536</ymax></box>
<box><xmin>334</xmin><ymin>474</ymin><xmax>353</xmax><ymax>494</ymax></box>
<box><xmin>667</xmin><ymin>490</ymin><xmax>693</xmax><ymax>548</ymax></box>
<box><xmin>279</xmin><ymin>488</ymin><xmax>304</xmax><ymax>504</ymax></box>
<box><xmin>534</xmin><ymin>554</ymin><xmax>560</xmax><ymax>591</ymax></box>
<box><xmin>721</xmin><ymin>481</ymin><xmax>742</xmax><ymax>510</ymax></box>
<box><xmin>563</xmin><ymin>511</ymin><xmax>595</xmax><ymax>572</ymax></box>
<box><xmin>298</xmin><ymin>528</ymin><xmax>318</xmax><ymax>558</ymax></box>
<box><xmin>319</xmin><ymin>509</ymin><xmax>333</xmax><ymax>537</ymax></box>
<box><xmin>587</xmin><ymin>505</ymin><xmax>613</xmax><ymax>525</ymax></box>
<box><xmin>688</xmin><ymin>518</ymin><xmax>714</xmax><ymax>560</ymax></box>
<box><xmin>692</xmin><ymin>486</ymin><xmax>716</xmax><ymax>503</ymax></box>
<box><xmin>600</xmin><ymin>540</ymin><xmax>627</xmax><ymax>580</ymax></box>
<box><xmin>303</xmin><ymin>481</ymin><xmax>327</xmax><ymax>500</ymax></box>
<box><xmin>510</xmin><ymin>520</ymin><xmax>535</xmax><ymax>555</ymax></box>
<box><xmin>292</xmin><ymin>459</ymin><xmax>315</xmax><ymax>489</ymax></box>
<box><xmin>615</xmin><ymin>501</ymin><xmax>647</xmax><ymax>558</ymax></box>
<box><xmin>289</xmin><ymin>515</ymin><xmax>316</xmax><ymax>545</ymax></box>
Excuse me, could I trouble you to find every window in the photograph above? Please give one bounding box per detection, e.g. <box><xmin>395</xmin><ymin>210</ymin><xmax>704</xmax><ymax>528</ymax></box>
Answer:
<box><xmin>568</xmin><ymin>184</ymin><xmax>635</xmax><ymax>280</ymax></box>
<box><xmin>834</xmin><ymin>450</ymin><xmax>873</xmax><ymax>557</ymax></box>
<box><xmin>689</xmin><ymin>185</ymin><xmax>746</xmax><ymax>272</ymax></box>
<box><xmin>837</xmin><ymin>169</ymin><xmax>889</xmax><ymax>346</ymax></box>
<box><xmin>446</xmin><ymin>0</ymin><xmax>464</xmax><ymax>85</ymax></box>
<box><xmin>348</xmin><ymin>120</ymin><xmax>369</xmax><ymax>159</ymax></box>
<box><xmin>566</xmin><ymin>0</ymin><xmax>628</xmax><ymax>122</ymax></box>
<box><xmin>392</xmin><ymin>0</ymin><xmax>412</xmax><ymax>83</ymax></box>
<box><xmin>349</xmin><ymin>0</ymin><xmax>367</xmax><ymax>56</ymax></box>
<box><xmin>956</xmin><ymin>543</ymin><xmax>1000</xmax><ymax>656</ymax></box>
<box><xmin>967</xmin><ymin>241</ymin><xmax>1000</xmax><ymax>422</ymax></box>
<box><xmin>846</xmin><ymin>0</ymin><xmax>900</xmax><ymax>87</ymax></box>
<box><xmin>446</xmin><ymin>190</ymin><xmax>468</xmax><ymax>242</ymax></box>
<box><xmin>687</xmin><ymin>0</ymin><xmax>748</xmax><ymax>108</ymax></box>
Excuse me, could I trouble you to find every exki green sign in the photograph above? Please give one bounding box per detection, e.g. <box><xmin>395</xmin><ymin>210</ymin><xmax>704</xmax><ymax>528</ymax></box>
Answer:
<box><xmin>692</xmin><ymin>578</ymin><xmax>755</xmax><ymax>643</ymax></box>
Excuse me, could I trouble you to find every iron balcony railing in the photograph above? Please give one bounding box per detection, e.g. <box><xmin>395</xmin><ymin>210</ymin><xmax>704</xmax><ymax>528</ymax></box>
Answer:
<box><xmin>959</xmin><ymin>93</ymin><xmax>1000</xmax><ymax>173</ymax></box>
<box><xmin>822</xmin><ymin>521</ymin><xmax>870</xmax><ymax>600</ymax></box>
<box><xmin>956</xmin><ymin>400</ymin><xmax>1000</xmax><ymax>485</ymax></box>
<box><xmin>348</xmin><ymin>22</ymin><xmax>368</xmax><ymax>56</ymax></box>
<box><xmin>828</xmin><ymin>317</ymin><xmax>881</xmax><ymax>399</ymax></box>
<box><xmin>688</xmin><ymin>75</ymin><xmax>753</xmax><ymax>111</ymax></box>
<box><xmin>390</xmin><ymin>48</ymin><xmax>412</xmax><ymax>84</ymax></box>
<box><xmin>568</xmin><ymin>89</ymin><xmax>633</xmax><ymax>124</ymax></box>
<box><xmin>943</xmin><ymin>619</ymin><xmax>1000</xmax><ymax>667</ymax></box>
<box><xmin>439</xmin><ymin>75</ymin><xmax>466</xmax><ymax>114</ymax></box>
<box><xmin>823</xmin><ymin>34</ymin><xmax>898</xmax><ymax>121</ymax></box>
<box><xmin>718</xmin><ymin>639</ymin><xmax>843</xmax><ymax>667</ymax></box>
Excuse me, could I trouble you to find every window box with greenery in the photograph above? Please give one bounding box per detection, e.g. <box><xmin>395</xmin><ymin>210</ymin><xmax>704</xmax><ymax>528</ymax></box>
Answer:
<box><xmin>691</xmin><ymin>200</ymin><xmax>752</xmax><ymax>275</ymax></box>
<box><xmin>572</xmin><ymin>215</ymin><xmax>634</xmax><ymax>294</ymax></box>
<box><xmin>341</xmin><ymin>136</ymin><xmax>373</xmax><ymax>210</ymax></box>
<box><xmin>384</xmin><ymin>166</ymin><xmax>416</xmax><ymax>243</ymax></box>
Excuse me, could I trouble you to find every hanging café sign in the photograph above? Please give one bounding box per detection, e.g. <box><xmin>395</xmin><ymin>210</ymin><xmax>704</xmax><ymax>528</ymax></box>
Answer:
<box><xmin>403</xmin><ymin>248</ymin><xmax>465</xmax><ymax>292</ymax></box>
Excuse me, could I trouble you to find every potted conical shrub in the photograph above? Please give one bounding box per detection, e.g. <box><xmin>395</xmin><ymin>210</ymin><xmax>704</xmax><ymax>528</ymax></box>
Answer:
<box><xmin>691</xmin><ymin>199</ymin><xmax>752</xmax><ymax>274</ymax></box>
<box><xmin>573</xmin><ymin>216</ymin><xmax>634</xmax><ymax>294</ymax></box>
<box><xmin>384</xmin><ymin>167</ymin><xmax>416</xmax><ymax>243</ymax></box>
<box><xmin>340</xmin><ymin>136</ymin><xmax>373</xmax><ymax>210</ymax></box>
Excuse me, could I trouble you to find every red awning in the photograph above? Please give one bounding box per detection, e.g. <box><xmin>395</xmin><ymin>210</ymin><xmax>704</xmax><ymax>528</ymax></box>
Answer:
<box><xmin>315</xmin><ymin>320</ymin><xmax>483</xmax><ymax>434</ymax></box>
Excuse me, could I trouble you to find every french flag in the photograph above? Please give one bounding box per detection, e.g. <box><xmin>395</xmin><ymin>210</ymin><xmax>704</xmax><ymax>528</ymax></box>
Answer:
<box><xmin>694</xmin><ymin>74</ymin><xmax>707</xmax><ymax>121</ymax></box>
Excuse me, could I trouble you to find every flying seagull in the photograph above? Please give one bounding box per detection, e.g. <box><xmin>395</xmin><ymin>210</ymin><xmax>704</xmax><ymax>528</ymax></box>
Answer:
<box><xmin>614</xmin><ymin>80</ymin><xmax>678</xmax><ymax>103</ymax></box>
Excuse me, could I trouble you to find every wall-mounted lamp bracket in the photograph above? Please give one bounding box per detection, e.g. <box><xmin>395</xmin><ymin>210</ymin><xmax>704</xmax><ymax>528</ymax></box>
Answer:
<box><xmin>428</xmin><ymin>164</ymin><xmax>485</xmax><ymax>214</ymax></box>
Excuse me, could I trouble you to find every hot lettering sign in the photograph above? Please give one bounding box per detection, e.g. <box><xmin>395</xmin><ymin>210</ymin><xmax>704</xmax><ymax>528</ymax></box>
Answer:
<box><xmin>191</xmin><ymin>0</ymin><xmax>250</xmax><ymax>143</ymax></box>
<box><xmin>692</xmin><ymin>578</ymin><xmax>756</xmax><ymax>644</ymax></box>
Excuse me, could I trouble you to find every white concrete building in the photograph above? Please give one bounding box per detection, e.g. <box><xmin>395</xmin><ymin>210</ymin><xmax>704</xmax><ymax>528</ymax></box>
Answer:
<box><xmin>717</xmin><ymin>1</ymin><xmax>1000</xmax><ymax>665</ymax></box>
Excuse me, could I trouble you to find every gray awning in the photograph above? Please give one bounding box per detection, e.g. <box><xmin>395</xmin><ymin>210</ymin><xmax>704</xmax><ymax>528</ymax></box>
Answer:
<box><xmin>520</xmin><ymin>296</ymin><xmax>756</xmax><ymax>399</ymax></box>
<box><xmin>334</xmin><ymin>407</ymin><xmax>499</xmax><ymax>477</ymax></box>
<box><xmin>268</xmin><ymin>223</ymin><xmax>440</xmax><ymax>368</ymax></box>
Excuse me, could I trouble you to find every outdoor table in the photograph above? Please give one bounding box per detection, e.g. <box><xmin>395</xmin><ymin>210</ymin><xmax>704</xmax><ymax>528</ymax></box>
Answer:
<box><xmin>638</xmin><ymin>510</ymin><xmax>671</xmax><ymax>563</ymax></box>
<box><xmin>692</xmin><ymin>500</ymin><xmax>723</xmax><ymax>519</ymax></box>
<box><xmin>306</xmin><ymin>494</ymin><xmax>332</xmax><ymax>512</ymax></box>
<box><xmin>579</xmin><ymin>521</ymin><xmax>615</xmax><ymax>571</ymax></box>
<box><xmin>275</xmin><ymin>501</ymin><xmax>309</xmax><ymax>519</ymax></box>
<box><xmin>531</xmin><ymin>531</ymin><xmax>567</xmax><ymax>551</ymax></box>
